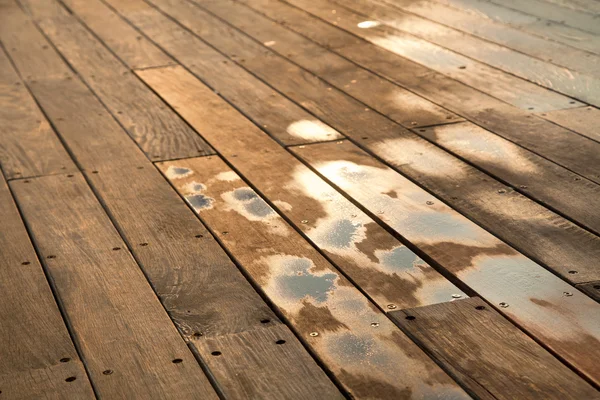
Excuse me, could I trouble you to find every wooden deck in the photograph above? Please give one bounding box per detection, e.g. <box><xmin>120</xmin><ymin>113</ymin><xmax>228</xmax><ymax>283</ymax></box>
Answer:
<box><xmin>1</xmin><ymin>0</ymin><xmax>599</xmax><ymax>398</ymax></box>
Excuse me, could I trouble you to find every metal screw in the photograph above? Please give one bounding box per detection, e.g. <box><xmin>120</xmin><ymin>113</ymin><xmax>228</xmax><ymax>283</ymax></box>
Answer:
<box><xmin>519</xmin><ymin>185</ymin><xmax>528</xmax><ymax>189</ymax></box>
<box><xmin>563</xmin><ymin>292</ymin><xmax>573</xmax><ymax>297</ymax></box>
<box><xmin>387</xmin><ymin>304</ymin><xmax>397</xmax><ymax>310</ymax></box>
<box><xmin>497</xmin><ymin>189</ymin><xmax>506</xmax><ymax>194</ymax></box>
<box><xmin>301</xmin><ymin>220</ymin><xmax>308</xmax><ymax>224</ymax></box>
<box><xmin>426</xmin><ymin>201</ymin><xmax>434</xmax><ymax>205</ymax></box>
<box><xmin>371</xmin><ymin>322</ymin><xmax>379</xmax><ymax>327</ymax></box>
<box><xmin>451</xmin><ymin>294</ymin><xmax>462</xmax><ymax>299</ymax></box>
<box><xmin>309</xmin><ymin>332</ymin><xmax>319</xmax><ymax>337</ymax></box>
<box><xmin>499</xmin><ymin>302</ymin><xmax>509</xmax><ymax>308</ymax></box>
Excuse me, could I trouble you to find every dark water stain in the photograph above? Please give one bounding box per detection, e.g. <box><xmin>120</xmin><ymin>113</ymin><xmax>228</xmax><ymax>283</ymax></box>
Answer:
<box><xmin>245</xmin><ymin>198</ymin><xmax>275</xmax><ymax>218</ymax></box>
<box><xmin>337</xmin><ymin>369</ymin><xmax>413</xmax><ymax>399</ymax></box>
<box><xmin>171</xmin><ymin>167</ymin><xmax>192</xmax><ymax>176</ymax></box>
<box><xmin>294</xmin><ymin>301</ymin><xmax>349</xmax><ymax>334</ymax></box>
<box><xmin>277</xmin><ymin>257</ymin><xmax>337</xmax><ymax>303</ymax></box>
<box><xmin>186</xmin><ymin>194</ymin><xmax>214</xmax><ymax>210</ymax></box>
<box><xmin>233</xmin><ymin>187</ymin><xmax>258</xmax><ymax>201</ymax></box>
<box><xmin>379</xmin><ymin>246</ymin><xmax>422</xmax><ymax>271</ymax></box>
<box><xmin>324</xmin><ymin>219</ymin><xmax>361</xmax><ymax>248</ymax></box>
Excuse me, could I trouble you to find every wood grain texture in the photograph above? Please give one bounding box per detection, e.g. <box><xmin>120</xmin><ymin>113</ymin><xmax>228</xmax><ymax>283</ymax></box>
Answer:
<box><xmin>265</xmin><ymin>0</ymin><xmax>600</xmax><ymax>184</ymax></box>
<box><xmin>100</xmin><ymin>0</ymin><xmax>344</xmax><ymax>146</ymax></box>
<box><xmin>158</xmin><ymin>155</ymin><xmax>469</xmax><ymax>399</ymax></box>
<box><xmin>10</xmin><ymin>173</ymin><xmax>218</xmax><ymax>399</ymax></box>
<box><xmin>138</xmin><ymin>1</ymin><xmax>600</xmax><ymax>285</ymax></box>
<box><xmin>138</xmin><ymin>65</ymin><xmax>466</xmax><ymax>311</ymax></box>
<box><xmin>292</xmin><ymin>140</ymin><xmax>600</xmax><ymax>386</ymax></box>
<box><xmin>539</xmin><ymin>106</ymin><xmax>600</xmax><ymax>143</ymax></box>
<box><xmin>391</xmin><ymin>297</ymin><xmax>600</xmax><ymax>400</ymax></box>
<box><xmin>24</xmin><ymin>72</ymin><xmax>338</xmax><ymax>399</ymax></box>
<box><xmin>0</xmin><ymin>174</ymin><xmax>94</xmax><ymax>399</ymax></box>
<box><xmin>17</xmin><ymin>0</ymin><xmax>213</xmax><ymax>160</ymax></box>
<box><xmin>0</xmin><ymin>44</ymin><xmax>76</xmax><ymax>179</ymax></box>
<box><xmin>60</xmin><ymin>0</ymin><xmax>174</xmax><ymax>69</ymax></box>
<box><xmin>577</xmin><ymin>281</ymin><xmax>600</xmax><ymax>302</ymax></box>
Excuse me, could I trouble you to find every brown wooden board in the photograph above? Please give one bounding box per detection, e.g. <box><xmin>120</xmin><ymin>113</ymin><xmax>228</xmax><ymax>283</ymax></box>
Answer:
<box><xmin>251</xmin><ymin>0</ymin><xmax>600</xmax><ymax>184</ymax></box>
<box><xmin>184</xmin><ymin>0</ymin><xmax>600</xmax><ymax>236</ymax></box>
<box><xmin>16</xmin><ymin>0</ymin><xmax>213</xmax><ymax>160</ymax></box>
<box><xmin>391</xmin><ymin>297</ymin><xmax>600</xmax><ymax>400</ymax></box>
<box><xmin>138</xmin><ymin>65</ymin><xmax>467</xmax><ymax>311</ymax></box>
<box><xmin>0</xmin><ymin>174</ymin><xmax>95</xmax><ymax>399</ymax></box>
<box><xmin>27</xmin><ymin>74</ymin><xmax>340</xmax><ymax>399</ymax></box>
<box><xmin>92</xmin><ymin>0</ymin><xmax>344</xmax><ymax>146</ymax></box>
<box><xmin>377</xmin><ymin>0</ymin><xmax>600</xmax><ymax>77</ymax></box>
<box><xmin>291</xmin><ymin>140</ymin><xmax>600</xmax><ymax>385</ymax></box>
<box><xmin>158</xmin><ymin>155</ymin><xmax>470</xmax><ymax>399</ymax></box>
<box><xmin>0</xmin><ymin>45</ymin><xmax>76</xmax><ymax>179</ymax></box>
<box><xmin>539</xmin><ymin>106</ymin><xmax>600</xmax><ymax>143</ymax></box>
<box><xmin>332</xmin><ymin>0</ymin><xmax>600</xmax><ymax>106</ymax></box>
<box><xmin>134</xmin><ymin>2</ymin><xmax>600</xmax><ymax>285</ymax></box>
<box><xmin>60</xmin><ymin>0</ymin><xmax>175</xmax><ymax>69</ymax></box>
<box><xmin>576</xmin><ymin>281</ymin><xmax>600</xmax><ymax>303</ymax></box>
<box><xmin>10</xmin><ymin>173</ymin><xmax>218</xmax><ymax>399</ymax></box>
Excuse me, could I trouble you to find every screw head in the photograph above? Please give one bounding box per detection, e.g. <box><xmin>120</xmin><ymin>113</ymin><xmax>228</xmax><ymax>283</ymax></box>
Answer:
<box><xmin>426</xmin><ymin>201</ymin><xmax>434</xmax><ymax>205</ymax></box>
<box><xmin>387</xmin><ymin>304</ymin><xmax>397</xmax><ymax>309</ymax></box>
<box><xmin>499</xmin><ymin>302</ymin><xmax>509</xmax><ymax>308</ymax></box>
<box><xmin>371</xmin><ymin>322</ymin><xmax>379</xmax><ymax>327</ymax></box>
<box><xmin>309</xmin><ymin>332</ymin><xmax>319</xmax><ymax>337</ymax></box>
<box><xmin>301</xmin><ymin>220</ymin><xmax>308</xmax><ymax>224</ymax></box>
<box><xmin>563</xmin><ymin>292</ymin><xmax>573</xmax><ymax>297</ymax></box>
<box><xmin>451</xmin><ymin>294</ymin><xmax>462</xmax><ymax>299</ymax></box>
<box><xmin>497</xmin><ymin>189</ymin><xmax>506</xmax><ymax>194</ymax></box>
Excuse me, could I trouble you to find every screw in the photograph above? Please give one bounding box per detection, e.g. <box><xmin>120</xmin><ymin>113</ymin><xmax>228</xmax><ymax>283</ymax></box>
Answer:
<box><xmin>451</xmin><ymin>294</ymin><xmax>462</xmax><ymax>299</ymax></box>
<box><xmin>563</xmin><ymin>292</ymin><xmax>573</xmax><ymax>297</ymax></box>
<box><xmin>426</xmin><ymin>201</ymin><xmax>434</xmax><ymax>205</ymax></box>
<box><xmin>103</xmin><ymin>370</ymin><xmax>113</xmax><ymax>375</ymax></box>
<box><xmin>499</xmin><ymin>302</ymin><xmax>509</xmax><ymax>308</ymax></box>
<box><xmin>387</xmin><ymin>304</ymin><xmax>397</xmax><ymax>310</ymax></box>
<box><xmin>301</xmin><ymin>220</ymin><xmax>308</xmax><ymax>224</ymax></box>
<box><xmin>371</xmin><ymin>322</ymin><xmax>379</xmax><ymax>327</ymax></box>
<box><xmin>520</xmin><ymin>185</ymin><xmax>528</xmax><ymax>189</ymax></box>
<box><xmin>497</xmin><ymin>189</ymin><xmax>506</xmax><ymax>194</ymax></box>
<box><xmin>309</xmin><ymin>332</ymin><xmax>319</xmax><ymax>337</ymax></box>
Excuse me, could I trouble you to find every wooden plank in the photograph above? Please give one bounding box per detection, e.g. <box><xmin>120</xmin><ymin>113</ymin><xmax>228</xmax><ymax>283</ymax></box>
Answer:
<box><xmin>0</xmin><ymin>174</ymin><xmax>95</xmax><ymax>399</ymax></box>
<box><xmin>27</xmin><ymin>75</ymin><xmax>340</xmax><ymax>399</ymax></box>
<box><xmin>0</xmin><ymin>41</ymin><xmax>76</xmax><ymax>179</ymax></box>
<box><xmin>202</xmin><ymin>0</ymin><xmax>584</xmax><ymax>114</ymax></box>
<box><xmin>377</xmin><ymin>0</ymin><xmax>600</xmax><ymax>77</ymax></box>
<box><xmin>158</xmin><ymin>155</ymin><xmax>470</xmax><ymax>399</ymax></box>
<box><xmin>390</xmin><ymin>297</ymin><xmax>600</xmax><ymax>400</ymax></box>
<box><xmin>417</xmin><ymin>122</ymin><xmax>600</xmax><ymax>236</ymax></box>
<box><xmin>188</xmin><ymin>0</ymin><xmax>600</xmax><ymax>236</ymax></box>
<box><xmin>16</xmin><ymin>0</ymin><xmax>213</xmax><ymax>161</ymax></box>
<box><xmin>432</xmin><ymin>0</ymin><xmax>600</xmax><ymax>55</ymax></box>
<box><xmin>542</xmin><ymin>0</ymin><xmax>600</xmax><ymax>13</ymax></box>
<box><xmin>254</xmin><ymin>0</ymin><xmax>600</xmax><ymax>184</ymax></box>
<box><xmin>138</xmin><ymin>65</ymin><xmax>467</xmax><ymax>311</ymax></box>
<box><xmin>60</xmin><ymin>0</ymin><xmax>175</xmax><ymax>69</ymax></box>
<box><xmin>291</xmin><ymin>140</ymin><xmax>600</xmax><ymax>385</ymax></box>
<box><xmin>83</xmin><ymin>0</ymin><xmax>344</xmax><ymax>146</ymax></box>
<box><xmin>576</xmin><ymin>281</ymin><xmax>600</xmax><ymax>302</ymax></box>
<box><xmin>538</xmin><ymin>106</ymin><xmax>600</xmax><ymax>142</ymax></box>
<box><xmin>135</xmin><ymin>2</ymin><xmax>600</xmax><ymax>284</ymax></box>
<box><xmin>333</xmin><ymin>0</ymin><xmax>600</xmax><ymax>106</ymax></box>
<box><xmin>10</xmin><ymin>173</ymin><xmax>218</xmax><ymax>399</ymax></box>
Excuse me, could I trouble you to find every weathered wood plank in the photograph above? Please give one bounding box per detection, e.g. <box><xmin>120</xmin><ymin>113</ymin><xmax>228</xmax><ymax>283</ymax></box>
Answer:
<box><xmin>0</xmin><ymin>40</ymin><xmax>76</xmax><ymax>179</ymax></box>
<box><xmin>138</xmin><ymin>65</ymin><xmax>467</xmax><ymax>311</ymax></box>
<box><xmin>252</xmin><ymin>0</ymin><xmax>600</xmax><ymax>184</ymax></box>
<box><xmin>206</xmin><ymin>0</ymin><xmax>583</xmax><ymax>113</ymax></box>
<box><xmin>137</xmin><ymin>1</ymin><xmax>600</xmax><ymax>284</ymax></box>
<box><xmin>60</xmin><ymin>0</ymin><xmax>175</xmax><ymax>69</ymax></box>
<box><xmin>27</xmin><ymin>75</ymin><xmax>340</xmax><ymax>399</ymax></box>
<box><xmin>0</xmin><ymin>174</ymin><xmax>95</xmax><ymax>399</ymax></box>
<box><xmin>539</xmin><ymin>106</ymin><xmax>600</xmax><ymax>142</ymax></box>
<box><xmin>10</xmin><ymin>173</ymin><xmax>218</xmax><ymax>399</ymax></box>
<box><xmin>391</xmin><ymin>297</ymin><xmax>600</xmax><ymax>400</ymax></box>
<box><xmin>291</xmin><ymin>140</ymin><xmax>600</xmax><ymax>385</ymax></box>
<box><xmin>16</xmin><ymin>0</ymin><xmax>213</xmax><ymax>160</ymax></box>
<box><xmin>576</xmin><ymin>281</ymin><xmax>600</xmax><ymax>302</ymax></box>
<box><xmin>334</xmin><ymin>0</ymin><xmax>600</xmax><ymax>106</ymax></box>
<box><xmin>158</xmin><ymin>155</ymin><xmax>470</xmax><ymax>399</ymax></box>
<box><xmin>433</xmin><ymin>0</ymin><xmax>600</xmax><ymax>55</ymax></box>
<box><xmin>377</xmin><ymin>0</ymin><xmax>600</xmax><ymax>76</ymax></box>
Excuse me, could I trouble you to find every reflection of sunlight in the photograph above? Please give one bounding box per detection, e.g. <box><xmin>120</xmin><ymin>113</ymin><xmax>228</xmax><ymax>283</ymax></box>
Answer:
<box><xmin>357</xmin><ymin>20</ymin><xmax>381</xmax><ymax>28</ymax></box>
<box><xmin>286</xmin><ymin>119</ymin><xmax>341</xmax><ymax>141</ymax></box>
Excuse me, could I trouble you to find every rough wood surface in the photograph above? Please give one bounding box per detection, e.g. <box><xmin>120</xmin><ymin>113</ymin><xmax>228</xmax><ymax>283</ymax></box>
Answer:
<box><xmin>291</xmin><ymin>140</ymin><xmax>600</xmax><ymax>386</ymax></box>
<box><xmin>391</xmin><ymin>297</ymin><xmax>600</xmax><ymax>400</ymax></box>
<box><xmin>0</xmin><ymin>174</ymin><xmax>95</xmax><ymax>399</ymax></box>
<box><xmin>539</xmin><ymin>106</ymin><xmax>600</xmax><ymax>143</ymax></box>
<box><xmin>158</xmin><ymin>155</ymin><xmax>469</xmax><ymax>399</ymax></box>
<box><xmin>17</xmin><ymin>0</ymin><xmax>213</xmax><ymax>160</ymax></box>
<box><xmin>10</xmin><ymin>173</ymin><xmax>218</xmax><ymax>399</ymax></box>
<box><xmin>0</xmin><ymin>44</ymin><xmax>76</xmax><ymax>179</ymax></box>
<box><xmin>577</xmin><ymin>281</ymin><xmax>600</xmax><ymax>302</ymax></box>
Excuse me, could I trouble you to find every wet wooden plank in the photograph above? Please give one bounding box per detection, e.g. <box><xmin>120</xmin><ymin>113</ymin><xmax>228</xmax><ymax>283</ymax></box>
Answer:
<box><xmin>0</xmin><ymin>37</ymin><xmax>76</xmax><ymax>179</ymax></box>
<box><xmin>10</xmin><ymin>173</ymin><xmax>218</xmax><ymax>399</ymax></box>
<box><xmin>211</xmin><ymin>0</ymin><xmax>583</xmax><ymax>113</ymax></box>
<box><xmin>158</xmin><ymin>155</ymin><xmax>470</xmax><ymax>399</ymax></box>
<box><xmin>377</xmin><ymin>0</ymin><xmax>600</xmax><ymax>76</ymax></box>
<box><xmin>27</xmin><ymin>75</ymin><xmax>339</xmax><ymax>399</ymax></box>
<box><xmin>138</xmin><ymin>64</ymin><xmax>467</xmax><ymax>311</ymax></box>
<box><xmin>576</xmin><ymin>281</ymin><xmax>600</xmax><ymax>302</ymax></box>
<box><xmin>138</xmin><ymin>2</ymin><xmax>600</xmax><ymax>283</ymax></box>
<box><xmin>334</xmin><ymin>0</ymin><xmax>600</xmax><ymax>106</ymax></box>
<box><xmin>391</xmin><ymin>297</ymin><xmax>600</xmax><ymax>400</ymax></box>
<box><xmin>538</xmin><ymin>106</ymin><xmax>600</xmax><ymax>142</ymax></box>
<box><xmin>0</xmin><ymin>174</ymin><xmax>95</xmax><ymax>399</ymax></box>
<box><xmin>60</xmin><ymin>0</ymin><xmax>175</xmax><ymax>69</ymax></box>
<box><xmin>93</xmin><ymin>0</ymin><xmax>343</xmax><ymax>146</ymax></box>
<box><xmin>261</xmin><ymin>0</ymin><xmax>600</xmax><ymax>183</ymax></box>
<box><xmin>291</xmin><ymin>140</ymin><xmax>600</xmax><ymax>386</ymax></box>
<box><xmin>17</xmin><ymin>0</ymin><xmax>213</xmax><ymax>160</ymax></box>
<box><xmin>417</xmin><ymin>122</ymin><xmax>600</xmax><ymax>235</ymax></box>
<box><xmin>433</xmin><ymin>0</ymin><xmax>600</xmax><ymax>55</ymax></box>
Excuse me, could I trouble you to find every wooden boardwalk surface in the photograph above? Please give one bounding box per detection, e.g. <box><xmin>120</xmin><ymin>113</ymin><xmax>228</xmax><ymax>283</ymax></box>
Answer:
<box><xmin>0</xmin><ymin>0</ymin><xmax>599</xmax><ymax>398</ymax></box>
